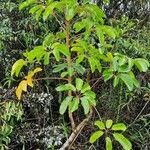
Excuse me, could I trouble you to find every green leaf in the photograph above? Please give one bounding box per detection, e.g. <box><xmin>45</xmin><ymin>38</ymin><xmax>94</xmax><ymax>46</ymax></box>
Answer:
<box><xmin>25</xmin><ymin>46</ymin><xmax>46</xmax><ymax>62</ymax></box>
<box><xmin>81</xmin><ymin>96</ymin><xmax>90</xmax><ymax>114</ymax></box>
<box><xmin>29</xmin><ymin>5</ymin><xmax>42</xmax><ymax>14</ymax></box>
<box><xmin>73</xmin><ymin>20</ymin><xmax>86</xmax><ymax>33</ymax></box>
<box><xmin>96</xmin><ymin>27</ymin><xmax>105</xmax><ymax>46</ymax></box>
<box><xmin>120</xmin><ymin>74</ymin><xmax>134</xmax><ymax>91</ymax></box>
<box><xmin>112</xmin><ymin>123</ymin><xmax>127</xmax><ymax>131</ymax></box>
<box><xmin>11</xmin><ymin>59</ymin><xmax>27</xmax><ymax>77</ymax></box>
<box><xmin>53</xmin><ymin>48</ymin><xmax>60</xmax><ymax>61</ymax></box>
<box><xmin>65</xmin><ymin>6</ymin><xmax>76</xmax><ymax>21</ymax></box>
<box><xmin>99</xmin><ymin>25</ymin><xmax>116</xmax><ymax>39</ymax></box>
<box><xmin>106</xmin><ymin>137</ymin><xmax>112</xmax><ymax>150</ymax></box>
<box><xmin>106</xmin><ymin>120</ymin><xmax>113</xmax><ymax>129</ymax></box>
<box><xmin>56</xmin><ymin>84</ymin><xmax>76</xmax><ymax>92</ymax></box>
<box><xmin>112</xmin><ymin>57</ymin><xmax>119</xmax><ymax>71</ymax></box>
<box><xmin>89</xmin><ymin>131</ymin><xmax>104</xmax><ymax>144</ymax></box>
<box><xmin>88</xmin><ymin>57</ymin><xmax>96</xmax><ymax>73</ymax></box>
<box><xmin>61</xmin><ymin>71</ymin><xmax>68</xmax><ymax>78</ymax></box>
<box><xmin>19</xmin><ymin>0</ymin><xmax>36</xmax><ymax>10</ymax></box>
<box><xmin>69</xmin><ymin>97</ymin><xmax>79</xmax><ymax>112</ymax></box>
<box><xmin>73</xmin><ymin>63</ymin><xmax>85</xmax><ymax>75</ymax></box>
<box><xmin>35</xmin><ymin>7</ymin><xmax>44</xmax><ymax>20</ymax></box>
<box><xmin>59</xmin><ymin>96</ymin><xmax>72</xmax><ymax>114</ymax></box>
<box><xmin>43</xmin><ymin>2</ymin><xmax>58</xmax><ymax>20</ymax></box>
<box><xmin>113</xmin><ymin>133</ymin><xmax>132</xmax><ymax>150</ymax></box>
<box><xmin>53</xmin><ymin>43</ymin><xmax>70</xmax><ymax>57</ymax></box>
<box><xmin>103</xmin><ymin>69</ymin><xmax>113</xmax><ymax>81</ymax></box>
<box><xmin>113</xmin><ymin>76</ymin><xmax>119</xmax><ymax>87</ymax></box>
<box><xmin>134</xmin><ymin>58</ymin><xmax>149</xmax><ymax>72</ymax></box>
<box><xmin>86</xmin><ymin>4</ymin><xmax>105</xmax><ymax>22</ymax></box>
<box><xmin>84</xmin><ymin>91</ymin><xmax>96</xmax><ymax>99</ymax></box>
<box><xmin>43</xmin><ymin>33</ymin><xmax>55</xmax><ymax>47</ymax></box>
<box><xmin>94</xmin><ymin>120</ymin><xmax>105</xmax><ymax>130</ymax></box>
<box><xmin>76</xmin><ymin>78</ymin><xmax>83</xmax><ymax>91</ymax></box>
<box><xmin>44</xmin><ymin>52</ymin><xmax>50</xmax><ymax>65</ymax></box>
<box><xmin>53</xmin><ymin>63</ymin><xmax>67</xmax><ymax>73</ymax></box>
<box><xmin>88</xmin><ymin>98</ymin><xmax>96</xmax><ymax>106</ymax></box>
<box><xmin>19</xmin><ymin>1</ymin><xmax>28</xmax><ymax>10</ymax></box>
<box><xmin>81</xmin><ymin>83</ymin><xmax>91</xmax><ymax>93</ymax></box>
<box><xmin>68</xmin><ymin>67</ymin><xmax>74</xmax><ymax>76</ymax></box>
<box><xmin>76</xmin><ymin>54</ymin><xmax>84</xmax><ymax>64</ymax></box>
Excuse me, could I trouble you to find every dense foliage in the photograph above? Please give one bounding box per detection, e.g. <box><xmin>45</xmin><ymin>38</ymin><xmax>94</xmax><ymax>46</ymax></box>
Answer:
<box><xmin>0</xmin><ymin>0</ymin><xmax>150</xmax><ymax>150</ymax></box>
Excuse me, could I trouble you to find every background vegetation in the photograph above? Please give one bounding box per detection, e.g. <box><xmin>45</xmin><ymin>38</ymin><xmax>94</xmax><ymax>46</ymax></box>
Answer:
<box><xmin>0</xmin><ymin>0</ymin><xmax>150</xmax><ymax>149</ymax></box>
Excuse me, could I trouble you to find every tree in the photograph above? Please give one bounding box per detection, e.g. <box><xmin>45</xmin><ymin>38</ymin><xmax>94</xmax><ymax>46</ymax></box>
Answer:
<box><xmin>11</xmin><ymin>0</ymin><xmax>149</xmax><ymax>149</ymax></box>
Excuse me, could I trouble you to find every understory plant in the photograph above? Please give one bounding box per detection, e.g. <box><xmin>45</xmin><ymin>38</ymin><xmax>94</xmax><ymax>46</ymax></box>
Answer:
<box><xmin>0</xmin><ymin>101</ymin><xmax>23</xmax><ymax>150</ymax></box>
<box><xmin>11</xmin><ymin>0</ymin><xmax>149</xmax><ymax>149</ymax></box>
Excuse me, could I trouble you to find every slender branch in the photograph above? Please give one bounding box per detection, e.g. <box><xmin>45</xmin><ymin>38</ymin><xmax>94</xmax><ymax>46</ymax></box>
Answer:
<box><xmin>34</xmin><ymin>77</ymin><xmax>68</xmax><ymax>81</ymax></box>
<box><xmin>128</xmin><ymin>100</ymin><xmax>150</xmax><ymax>128</ymax></box>
<box><xmin>59</xmin><ymin>108</ymin><xmax>93</xmax><ymax>150</ymax></box>
<box><xmin>91</xmin><ymin>77</ymin><xmax>103</xmax><ymax>89</ymax></box>
<box><xmin>52</xmin><ymin>12</ymin><xmax>65</xmax><ymax>30</ymax></box>
<box><xmin>65</xmin><ymin>20</ymin><xmax>76</xmax><ymax>130</ymax></box>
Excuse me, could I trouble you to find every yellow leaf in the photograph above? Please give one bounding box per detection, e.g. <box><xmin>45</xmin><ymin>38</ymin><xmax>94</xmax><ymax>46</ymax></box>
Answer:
<box><xmin>25</xmin><ymin>71</ymin><xmax>34</xmax><ymax>87</ymax></box>
<box><xmin>33</xmin><ymin>67</ymin><xmax>42</xmax><ymax>73</ymax></box>
<box><xmin>16</xmin><ymin>80</ymin><xmax>27</xmax><ymax>100</ymax></box>
<box><xmin>26</xmin><ymin>76</ymin><xmax>33</xmax><ymax>87</ymax></box>
<box><xmin>16</xmin><ymin>67</ymin><xmax>42</xmax><ymax>100</ymax></box>
<box><xmin>25</xmin><ymin>67</ymin><xmax>42</xmax><ymax>87</ymax></box>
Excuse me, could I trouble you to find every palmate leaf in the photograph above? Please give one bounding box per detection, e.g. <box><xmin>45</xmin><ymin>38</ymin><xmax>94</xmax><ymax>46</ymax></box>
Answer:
<box><xmin>113</xmin><ymin>133</ymin><xmax>132</xmax><ymax>150</ymax></box>
<box><xmin>89</xmin><ymin>131</ymin><xmax>104</xmax><ymax>144</ymax></box>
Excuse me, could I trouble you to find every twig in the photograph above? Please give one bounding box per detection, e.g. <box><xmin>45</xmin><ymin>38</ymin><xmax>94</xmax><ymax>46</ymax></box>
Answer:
<box><xmin>91</xmin><ymin>77</ymin><xmax>103</xmax><ymax>88</ymax></box>
<box><xmin>34</xmin><ymin>77</ymin><xmax>68</xmax><ymax>81</ymax></box>
<box><xmin>128</xmin><ymin>100</ymin><xmax>150</xmax><ymax>128</ymax></box>
<box><xmin>52</xmin><ymin>12</ymin><xmax>65</xmax><ymax>30</ymax></box>
<box><xmin>65</xmin><ymin>19</ymin><xmax>76</xmax><ymax>130</ymax></box>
